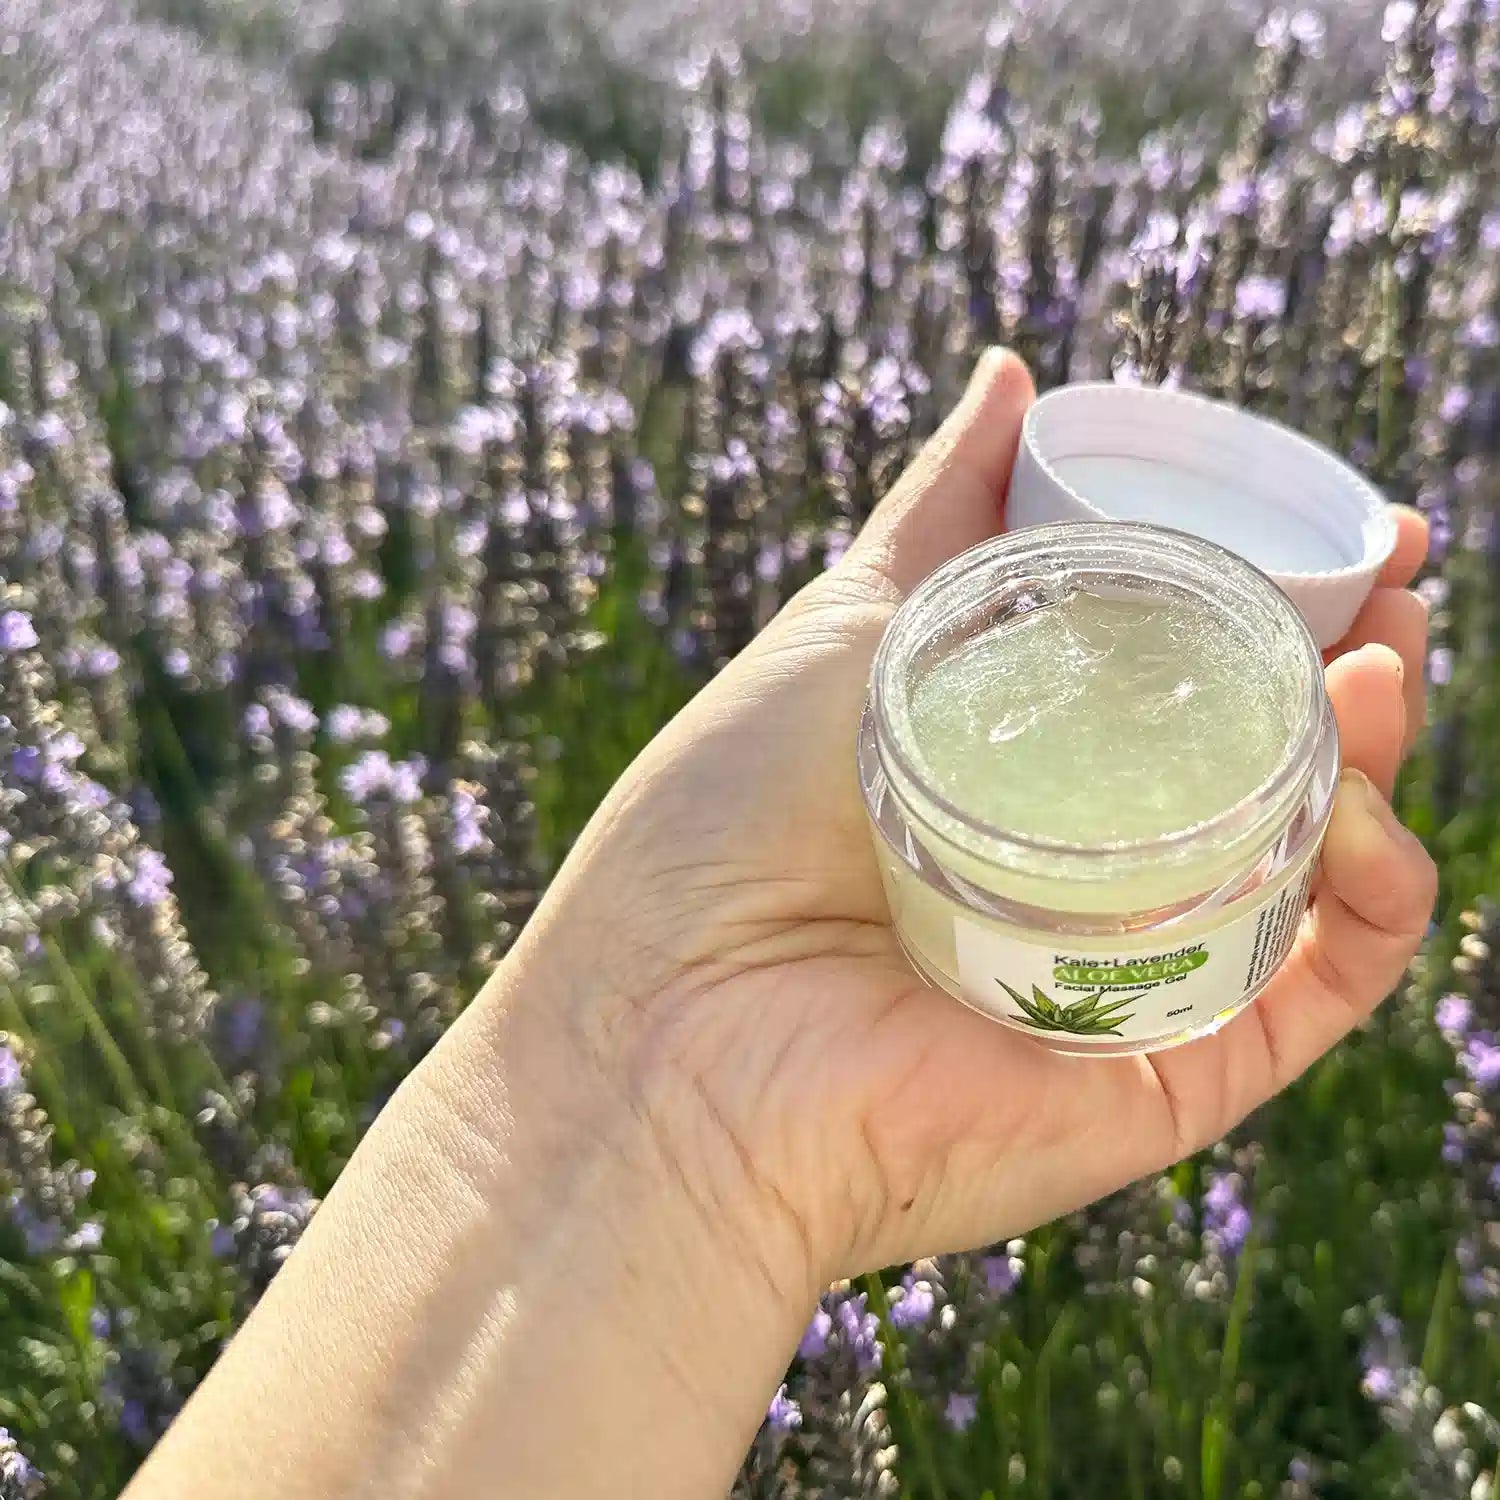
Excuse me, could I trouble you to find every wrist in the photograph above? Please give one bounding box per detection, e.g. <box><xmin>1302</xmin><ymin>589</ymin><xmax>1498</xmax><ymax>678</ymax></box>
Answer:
<box><xmin>491</xmin><ymin>895</ymin><xmax>826</xmax><ymax>1300</ymax></box>
<box><xmin>422</xmin><ymin>937</ymin><xmax>819</xmax><ymax>1493</ymax></box>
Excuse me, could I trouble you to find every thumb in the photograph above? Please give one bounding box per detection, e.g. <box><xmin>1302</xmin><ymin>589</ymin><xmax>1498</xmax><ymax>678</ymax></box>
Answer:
<box><xmin>843</xmin><ymin>347</ymin><xmax>1035</xmax><ymax>596</ymax></box>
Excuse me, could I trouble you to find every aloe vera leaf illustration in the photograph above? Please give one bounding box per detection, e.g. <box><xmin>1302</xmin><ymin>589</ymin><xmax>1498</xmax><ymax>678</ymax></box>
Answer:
<box><xmin>1001</xmin><ymin>980</ymin><xmax>1142</xmax><ymax>1036</ymax></box>
<box><xmin>1065</xmin><ymin>990</ymin><xmax>1143</xmax><ymax>1024</ymax></box>
<box><xmin>1060</xmin><ymin>996</ymin><xmax>1112</xmax><ymax>1024</ymax></box>
<box><xmin>1063</xmin><ymin>993</ymin><xmax>1146</xmax><ymax>1034</ymax></box>
<box><xmin>1008</xmin><ymin>984</ymin><xmax>1056</xmax><ymax>1020</ymax></box>
<box><xmin>1000</xmin><ymin>981</ymin><xmax>1069</xmax><ymax>1031</ymax></box>
<box><xmin>1058</xmin><ymin>988</ymin><xmax>1113</xmax><ymax>1020</ymax></box>
<box><xmin>1025</xmin><ymin>984</ymin><xmax>1063</xmax><ymax>1020</ymax></box>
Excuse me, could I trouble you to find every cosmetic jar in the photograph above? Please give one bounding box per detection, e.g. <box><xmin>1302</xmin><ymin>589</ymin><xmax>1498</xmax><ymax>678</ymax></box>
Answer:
<box><xmin>859</xmin><ymin>522</ymin><xmax>1338</xmax><ymax>1055</ymax></box>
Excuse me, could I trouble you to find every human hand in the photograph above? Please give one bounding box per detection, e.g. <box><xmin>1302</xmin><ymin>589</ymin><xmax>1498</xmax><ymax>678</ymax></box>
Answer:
<box><xmin>516</xmin><ymin>350</ymin><xmax>1437</xmax><ymax>1297</ymax></box>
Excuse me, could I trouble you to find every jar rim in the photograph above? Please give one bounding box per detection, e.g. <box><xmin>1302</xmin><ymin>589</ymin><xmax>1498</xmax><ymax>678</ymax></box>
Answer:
<box><xmin>869</xmin><ymin>521</ymin><xmax>1331</xmax><ymax>870</ymax></box>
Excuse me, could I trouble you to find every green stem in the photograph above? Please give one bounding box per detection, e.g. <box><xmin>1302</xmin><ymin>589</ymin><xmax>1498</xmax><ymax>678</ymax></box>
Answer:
<box><xmin>35</xmin><ymin>930</ymin><xmax>149</xmax><ymax>1118</ymax></box>
<box><xmin>0</xmin><ymin>985</ymin><xmax>71</xmax><ymax>1120</ymax></box>
<box><xmin>1201</xmin><ymin>1234</ymin><xmax>1259</xmax><ymax>1500</ymax></box>
<box><xmin>861</xmin><ymin>1271</ymin><xmax>949</xmax><ymax>1500</ymax></box>
<box><xmin>1374</xmin><ymin>181</ymin><xmax>1402</xmax><ymax>480</ymax></box>
<box><xmin>1030</xmin><ymin>1304</ymin><xmax>1074</xmax><ymax>1500</ymax></box>
<box><xmin>1419</xmin><ymin>1253</ymin><xmax>1458</xmax><ymax>1382</ymax></box>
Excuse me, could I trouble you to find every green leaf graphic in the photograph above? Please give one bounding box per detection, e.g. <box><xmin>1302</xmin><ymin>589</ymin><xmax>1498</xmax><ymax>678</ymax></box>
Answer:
<box><xmin>999</xmin><ymin>981</ymin><xmax>1143</xmax><ymax>1037</ymax></box>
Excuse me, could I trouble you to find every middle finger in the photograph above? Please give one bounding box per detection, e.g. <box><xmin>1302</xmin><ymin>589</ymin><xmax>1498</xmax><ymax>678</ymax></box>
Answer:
<box><xmin>1324</xmin><ymin>586</ymin><xmax>1429</xmax><ymax>753</ymax></box>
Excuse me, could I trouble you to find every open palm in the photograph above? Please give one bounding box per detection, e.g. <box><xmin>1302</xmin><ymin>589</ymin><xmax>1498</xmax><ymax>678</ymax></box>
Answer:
<box><xmin>532</xmin><ymin>350</ymin><xmax>1437</xmax><ymax>1287</ymax></box>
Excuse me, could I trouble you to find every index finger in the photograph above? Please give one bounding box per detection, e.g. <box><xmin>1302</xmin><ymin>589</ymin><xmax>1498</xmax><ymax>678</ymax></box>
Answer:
<box><xmin>1377</xmin><ymin>505</ymin><xmax>1429</xmax><ymax>588</ymax></box>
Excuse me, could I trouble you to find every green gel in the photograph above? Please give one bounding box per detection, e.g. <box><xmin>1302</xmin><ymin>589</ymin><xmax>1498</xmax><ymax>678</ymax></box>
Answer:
<box><xmin>904</xmin><ymin>586</ymin><xmax>1300</xmax><ymax>847</ymax></box>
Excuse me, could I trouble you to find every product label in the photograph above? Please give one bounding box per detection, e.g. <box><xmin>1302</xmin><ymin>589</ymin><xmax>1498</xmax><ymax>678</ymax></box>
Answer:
<box><xmin>952</xmin><ymin>854</ymin><xmax>1318</xmax><ymax>1047</ymax></box>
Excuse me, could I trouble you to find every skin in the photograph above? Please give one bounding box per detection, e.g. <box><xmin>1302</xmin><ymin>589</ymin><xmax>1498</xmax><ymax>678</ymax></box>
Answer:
<box><xmin>128</xmin><ymin>350</ymin><xmax>1438</xmax><ymax>1499</ymax></box>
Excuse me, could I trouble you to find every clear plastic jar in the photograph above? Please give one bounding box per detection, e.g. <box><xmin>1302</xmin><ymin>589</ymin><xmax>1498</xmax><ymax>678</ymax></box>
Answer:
<box><xmin>859</xmin><ymin>522</ymin><xmax>1339</xmax><ymax>1056</ymax></box>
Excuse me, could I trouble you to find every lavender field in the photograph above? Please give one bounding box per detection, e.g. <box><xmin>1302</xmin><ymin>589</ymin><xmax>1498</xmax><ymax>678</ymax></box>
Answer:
<box><xmin>1</xmin><ymin>0</ymin><xmax>1499</xmax><ymax>1494</ymax></box>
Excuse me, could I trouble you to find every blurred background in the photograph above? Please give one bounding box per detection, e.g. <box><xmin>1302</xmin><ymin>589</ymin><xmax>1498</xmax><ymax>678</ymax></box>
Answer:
<box><xmin>0</xmin><ymin>0</ymin><xmax>1497</xmax><ymax>1495</ymax></box>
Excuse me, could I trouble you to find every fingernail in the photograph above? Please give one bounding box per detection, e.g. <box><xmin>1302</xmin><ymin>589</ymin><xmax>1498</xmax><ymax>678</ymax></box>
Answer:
<box><xmin>1338</xmin><ymin>767</ymin><xmax>1420</xmax><ymax>851</ymax></box>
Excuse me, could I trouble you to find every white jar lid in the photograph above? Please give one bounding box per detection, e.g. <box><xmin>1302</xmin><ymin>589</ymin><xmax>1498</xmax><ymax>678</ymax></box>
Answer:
<box><xmin>1008</xmin><ymin>383</ymin><xmax>1396</xmax><ymax>648</ymax></box>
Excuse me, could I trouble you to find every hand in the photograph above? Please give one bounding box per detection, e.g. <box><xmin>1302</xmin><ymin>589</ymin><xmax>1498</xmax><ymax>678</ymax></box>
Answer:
<box><xmin>517</xmin><ymin>348</ymin><xmax>1439</xmax><ymax>1291</ymax></box>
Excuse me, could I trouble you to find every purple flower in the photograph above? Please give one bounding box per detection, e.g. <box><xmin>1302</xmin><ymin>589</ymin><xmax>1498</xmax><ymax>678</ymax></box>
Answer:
<box><xmin>8</xmin><ymin>746</ymin><xmax>42</xmax><ymax>782</ymax></box>
<box><xmin>1427</xmin><ymin>647</ymin><xmax>1454</xmax><ymax>687</ymax></box>
<box><xmin>1435</xmin><ymin>994</ymin><xmax>1471</xmax><ymax>1035</ymax></box>
<box><xmin>888</xmin><ymin>1277</ymin><xmax>935</xmax><ymax>1329</ymax></box>
<box><xmin>0</xmin><ymin>610</ymin><xmax>39</xmax><ymax>653</ymax></box>
<box><xmin>1203</xmin><ymin>1172</ymin><xmax>1252</xmax><ymax>1258</ymax></box>
<box><xmin>755</xmin><ymin>543</ymin><xmax>784</xmax><ymax>582</ymax></box>
<box><xmin>1234</xmin><ymin>275</ymin><xmax>1286</xmax><ymax>322</ymax></box>
<box><xmin>0</xmin><ymin>1047</ymin><xmax>20</xmax><ymax>1093</ymax></box>
<box><xmin>836</xmin><ymin>1293</ymin><xmax>883</xmax><ymax>1373</ymax></box>
<box><xmin>797</xmin><ymin>1308</ymin><xmax>832</xmax><ymax>1360</ymax></box>
<box><xmin>269</xmin><ymin>693</ymin><xmax>318</xmax><ymax>735</ymax></box>
<box><xmin>326</xmin><ymin>705</ymin><xmax>389</xmax><ymax>744</ymax></box>
<box><xmin>766</xmin><ymin>1383</ymin><xmax>802</xmax><ymax>1433</ymax></box>
<box><xmin>941</xmin><ymin>107</ymin><xmax>1004</xmax><ymax>166</ymax></box>
<box><xmin>68</xmin><ymin>1221</ymin><xmax>105</xmax><ymax>1252</ymax></box>
<box><xmin>119</xmin><ymin>1399</ymin><xmax>152</xmax><ymax>1448</ymax></box>
<box><xmin>1362</xmin><ymin>1364</ymin><xmax>1398</xmax><ymax>1401</ymax></box>
<box><xmin>1463</xmin><ymin>313</ymin><xmax>1500</xmax><ymax>349</ymax></box>
<box><xmin>1439</xmin><ymin>385</ymin><xmax>1471</xmax><ymax>424</ymax></box>
<box><xmin>0</xmin><ymin>1428</ymin><xmax>40</xmax><ymax>1495</ymax></box>
<box><xmin>341</xmin><ymin>751</ymin><xmax>426</xmax><ymax>805</ymax></box>
<box><xmin>1381</xmin><ymin>0</ymin><xmax>1417</xmax><ymax>43</ymax></box>
<box><xmin>9</xmin><ymin>1198</ymin><xmax>61</xmax><ymax>1256</ymax></box>
<box><xmin>983</xmin><ymin>1255</ymin><xmax>1020</xmax><ymax>1296</ymax></box>
<box><xmin>1460</xmin><ymin>1037</ymin><xmax>1500</xmax><ymax>1090</ymax></box>
<box><xmin>379</xmin><ymin>621</ymin><xmax>418</xmax><ymax>661</ymax></box>
<box><xmin>449</xmin><ymin>790</ymin><xmax>486</xmax><ymax>854</ymax></box>
<box><xmin>125</xmin><ymin>849</ymin><xmax>174</xmax><ymax>907</ymax></box>
<box><xmin>1217</xmin><ymin>177</ymin><xmax>1257</xmax><ymax>217</ymax></box>
<box><xmin>223</xmin><ymin>997</ymin><xmax>265</xmax><ymax>1062</ymax></box>
<box><xmin>944</xmin><ymin>1392</ymin><xmax>980</xmax><ymax>1432</ymax></box>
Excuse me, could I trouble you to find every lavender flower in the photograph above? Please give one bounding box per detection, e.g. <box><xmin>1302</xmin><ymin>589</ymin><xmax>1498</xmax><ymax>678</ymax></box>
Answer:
<box><xmin>1446</xmin><ymin>905</ymin><xmax>1500</xmax><ymax>1313</ymax></box>
<box><xmin>0</xmin><ymin>1032</ymin><xmax>95</xmax><ymax>1259</ymax></box>
<box><xmin>100</xmin><ymin>1342</ymin><xmax>184</xmax><ymax>1452</ymax></box>
<box><xmin>943</xmin><ymin>1392</ymin><xmax>980</xmax><ymax>1433</ymax></box>
<box><xmin>1201</xmin><ymin>1170</ymin><xmax>1254</xmax><ymax>1260</ymax></box>
<box><xmin>1360</xmin><ymin>1308</ymin><xmax>1500</xmax><ymax>1496</ymax></box>
<box><xmin>766</xmin><ymin>1383</ymin><xmax>803</xmax><ymax>1434</ymax></box>
<box><xmin>887</xmin><ymin>1274</ymin><xmax>936</xmax><ymax>1329</ymax></box>
<box><xmin>225</xmin><ymin>1181</ymin><xmax>321</xmax><ymax>1303</ymax></box>
<box><xmin>0</xmin><ymin>611</ymin><xmax>40</xmax><ymax>653</ymax></box>
<box><xmin>0</xmin><ymin>1429</ymin><xmax>42</xmax><ymax>1500</ymax></box>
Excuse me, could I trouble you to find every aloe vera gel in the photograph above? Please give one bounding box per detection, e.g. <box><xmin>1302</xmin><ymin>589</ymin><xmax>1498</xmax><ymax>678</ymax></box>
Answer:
<box><xmin>859</xmin><ymin>523</ymin><xmax>1339</xmax><ymax>1055</ymax></box>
